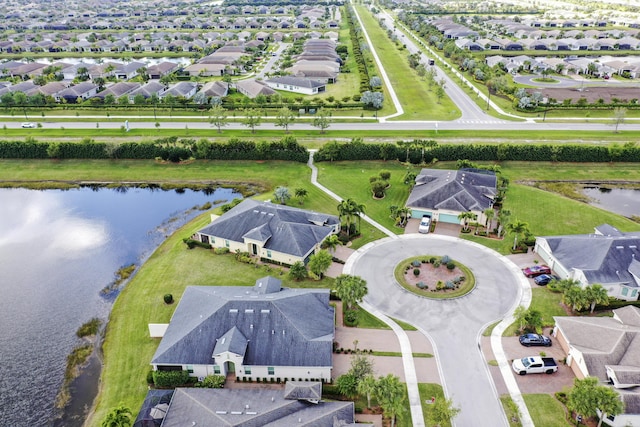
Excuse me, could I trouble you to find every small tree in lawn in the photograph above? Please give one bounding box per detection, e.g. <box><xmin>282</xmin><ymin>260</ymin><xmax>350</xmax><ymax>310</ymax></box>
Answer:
<box><xmin>294</xmin><ymin>187</ymin><xmax>308</xmax><ymax>205</ymax></box>
<box><xmin>336</xmin><ymin>373</ymin><xmax>358</xmax><ymax>398</ymax></box>
<box><xmin>308</xmin><ymin>250</ymin><xmax>332</xmax><ymax>279</ymax></box>
<box><xmin>563</xmin><ymin>285</ymin><xmax>588</xmax><ymax>312</ymax></box>
<box><xmin>288</xmin><ymin>261</ymin><xmax>308</xmax><ymax>281</ymax></box>
<box><xmin>358</xmin><ymin>374</ymin><xmax>377</xmax><ymax>409</ymax></box>
<box><xmin>458</xmin><ymin>211</ymin><xmax>476</xmax><ymax>232</ymax></box>
<box><xmin>209</xmin><ymin>105</ymin><xmax>228</xmax><ymax>133</ymax></box>
<box><xmin>568</xmin><ymin>377</ymin><xmax>624</xmax><ymax>427</ymax></box>
<box><xmin>101</xmin><ymin>404</ymin><xmax>132</xmax><ymax>427</ymax></box>
<box><xmin>374</xmin><ymin>374</ymin><xmax>405</xmax><ymax>427</ymax></box>
<box><xmin>312</xmin><ymin>108</ymin><xmax>331</xmax><ymax>134</ymax></box>
<box><xmin>612</xmin><ymin>107</ymin><xmax>626</xmax><ymax>133</ymax></box>
<box><xmin>275</xmin><ymin>106</ymin><xmax>295</xmax><ymax>133</ymax></box>
<box><xmin>273</xmin><ymin>186</ymin><xmax>291</xmax><ymax>204</ymax></box>
<box><xmin>507</xmin><ymin>219</ymin><xmax>529</xmax><ymax>250</ymax></box>
<box><xmin>242</xmin><ymin>108</ymin><xmax>262</xmax><ymax>133</ymax></box>
<box><xmin>428</xmin><ymin>396</ymin><xmax>461</xmax><ymax>427</ymax></box>
<box><xmin>584</xmin><ymin>284</ymin><xmax>609</xmax><ymax>313</ymax></box>
<box><xmin>334</xmin><ymin>274</ymin><xmax>368</xmax><ymax>310</ymax></box>
<box><xmin>513</xmin><ymin>305</ymin><xmax>527</xmax><ymax>333</ymax></box>
<box><xmin>524</xmin><ymin>308</ymin><xmax>543</xmax><ymax>333</ymax></box>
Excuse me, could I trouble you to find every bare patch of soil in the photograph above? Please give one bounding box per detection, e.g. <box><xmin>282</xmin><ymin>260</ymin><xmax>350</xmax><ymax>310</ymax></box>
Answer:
<box><xmin>535</xmin><ymin>86</ymin><xmax>640</xmax><ymax>103</ymax></box>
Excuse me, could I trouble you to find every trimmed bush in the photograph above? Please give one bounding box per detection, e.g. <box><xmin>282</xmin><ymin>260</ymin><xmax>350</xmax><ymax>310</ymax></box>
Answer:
<box><xmin>199</xmin><ymin>375</ymin><xmax>225</xmax><ymax>388</ymax></box>
<box><xmin>152</xmin><ymin>370</ymin><xmax>190</xmax><ymax>388</ymax></box>
<box><xmin>413</xmin><ymin>268</ymin><xmax>421</xmax><ymax>276</ymax></box>
<box><xmin>213</xmin><ymin>247</ymin><xmax>230</xmax><ymax>255</ymax></box>
<box><xmin>164</xmin><ymin>294</ymin><xmax>174</xmax><ymax>304</ymax></box>
<box><xmin>441</xmin><ymin>255</ymin><xmax>451</xmax><ymax>264</ymax></box>
<box><xmin>446</xmin><ymin>262</ymin><xmax>456</xmax><ymax>270</ymax></box>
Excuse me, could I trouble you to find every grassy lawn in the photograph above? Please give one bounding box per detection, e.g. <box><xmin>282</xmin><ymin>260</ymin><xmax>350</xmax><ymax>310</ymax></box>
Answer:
<box><xmin>316</xmin><ymin>160</ymin><xmax>418</xmax><ymax>234</ymax></box>
<box><xmin>500</xmin><ymin>395</ymin><xmax>522</xmax><ymax>427</ymax></box>
<box><xmin>523</xmin><ymin>394</ymin><xmax>572</xmax><ymax>427</ymax></box>
<box><xmin>504</xmin><ymin>288</ymin><xmax>568</xmax><ymax>336</ymax></box>
<box><xmin>355</xmin><ymin>6</ymin><xmax>460</xmax><ymax>121</ymax></box>
<box><xmin>89</xmin><ymin>213</ymin><xmax>337</xmax><ymax>425</ymax></box>
<box><xmin>418</xmin><ymin>383</ymin><xmax>452</xmax><ymax>427</ymax></box>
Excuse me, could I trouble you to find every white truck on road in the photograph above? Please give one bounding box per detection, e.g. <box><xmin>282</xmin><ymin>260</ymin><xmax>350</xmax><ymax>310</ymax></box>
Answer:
<box><xmin>512</xmin><ymin>356</ymin><xmax>558</xmax><ymax>375</ymax></box>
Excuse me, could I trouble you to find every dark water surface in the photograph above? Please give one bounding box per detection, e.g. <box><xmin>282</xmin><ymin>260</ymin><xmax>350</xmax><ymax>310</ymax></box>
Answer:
<box><xmin>582</xmin><ymin>187</ymin><xmax>640</xmax><ymax>218</ymax></box>
<box><xmin>0</xmin><ymin>187</ymin><xmax>237</xmax><ymax>427</ymax></box>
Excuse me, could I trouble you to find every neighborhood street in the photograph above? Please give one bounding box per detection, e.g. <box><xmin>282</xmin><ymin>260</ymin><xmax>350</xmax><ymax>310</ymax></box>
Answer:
<box><xmin>345</xmin><ymin>235</ymin><xmax>526</xmax><ymax>427</ymax></box>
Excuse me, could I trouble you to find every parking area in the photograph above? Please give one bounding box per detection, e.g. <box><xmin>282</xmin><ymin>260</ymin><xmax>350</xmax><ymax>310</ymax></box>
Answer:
<box><xmin>483</xmin><ymin>330</ymin><xmax>575</xmax><ymax>395</ymax></box>
<box><xmin>404</xmin><ymin>218</ymin><xmax>461</xmax><ymax>237</ymax></box>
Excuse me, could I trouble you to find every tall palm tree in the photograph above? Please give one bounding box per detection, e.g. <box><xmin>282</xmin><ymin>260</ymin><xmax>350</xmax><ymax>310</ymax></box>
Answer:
<box><xmin>457</xmin><ymin>211</ymin><xmax>476</xmax><ymax>232</ymax></box>
<box><xmin>345</xmin><ymin>198</ymin><xmax>365</xmax><ymax>236</ymax></box>
<box><xmin>323</xmin><ymin>234</ymin><xmax>341</xmax><ymax>255</ymax></box>
<box><xmin>507</xmin><ymin>219</ymin><xmax>529</xmax><ymax>250</ymax></box>
<box><xmin>337</xmin><ymin>200</ymin><xmax>352</xmax><ymax>235</ymax></box>
<box><xmin>483</xmin><ymin>208</ymin><xmax>495</xmax><ymax>231</ymax></box>
<box><xmin>497</xmin><ymin>209</ymin><xmax>511</xmax><ymax>237</ymax></box>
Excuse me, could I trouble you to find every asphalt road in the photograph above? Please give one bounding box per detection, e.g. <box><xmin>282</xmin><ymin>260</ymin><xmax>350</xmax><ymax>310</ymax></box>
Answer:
<box><xmin>347</xmin><ymin>235</ymin><xmax>522</xmax><ymax>427</ymax></box>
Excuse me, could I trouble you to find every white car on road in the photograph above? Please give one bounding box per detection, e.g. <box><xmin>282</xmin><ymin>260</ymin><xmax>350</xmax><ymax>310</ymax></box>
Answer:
<box><xmin>21</xmin><ymin>122</ymin><xmax>36</xmax><ymax>128</ymax></box>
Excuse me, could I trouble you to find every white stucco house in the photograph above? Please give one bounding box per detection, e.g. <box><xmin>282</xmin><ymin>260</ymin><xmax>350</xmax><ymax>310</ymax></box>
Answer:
<box><xmin>150</xmin><ymin>276</ymin><xmax>334</xmax><ymax>383</ymax></box>
<box><xmin>195</xmin><ymin>199</ymin><xmax>340</xmax><ymax>266</ymax></box>
<box><xmin>535</xmin><ymin>224</ymin><xmax>640</xmax><ymax>301</ymax></box>
<box><xmin>264</xmin><ymin>76</ymin><xmax>326</xmax><ymax>95</ymax></box>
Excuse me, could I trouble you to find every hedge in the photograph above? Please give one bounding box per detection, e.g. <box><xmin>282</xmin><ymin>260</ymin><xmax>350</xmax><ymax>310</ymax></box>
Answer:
<box><xmin>314</xmin><ymin>140</ymin><xmax>640</xmax><ymax>163</ymax></box>
<box><xmin>152</xmin><ymin>370</ymin><xmax>190</xmax><ymax>388</ymax></box>
<box><xmin>0</xmin><ymin>135</ymin><xmax>309</xmax><ymax>162</ymax></box>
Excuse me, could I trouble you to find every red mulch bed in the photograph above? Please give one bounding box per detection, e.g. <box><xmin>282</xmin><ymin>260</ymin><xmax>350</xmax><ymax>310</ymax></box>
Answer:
<box><xmin>404</xmin><ymin>262</ymin><xmax>464</xmax><ymax>292</ymax></box>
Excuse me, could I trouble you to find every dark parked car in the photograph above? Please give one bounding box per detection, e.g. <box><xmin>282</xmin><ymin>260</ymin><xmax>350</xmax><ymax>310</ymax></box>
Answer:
<box><xmin>522</xmin><ymin>265</ymin><xmax>551</xmax><ymax>278</ymax></box>
<box><xmin>534</xmin><ymin>274</ymin><xmax>560</xmax><ymax>286</ymax></box>
<box><xmin>519</xmin><ymin>333</ymin><xmax>552</xmax><ymax>347</ymax></box>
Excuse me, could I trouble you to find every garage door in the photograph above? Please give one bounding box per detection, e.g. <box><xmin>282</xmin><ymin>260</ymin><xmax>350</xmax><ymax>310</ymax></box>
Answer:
<box><xmin>411</xmin><ymin>210</ymin><xmax>431</xmax><ymax>219</ymax></box>
<box><xmin>438</xmin><ymin>213</ymin><xmax>461</xmax><ymax>224</ymax></box>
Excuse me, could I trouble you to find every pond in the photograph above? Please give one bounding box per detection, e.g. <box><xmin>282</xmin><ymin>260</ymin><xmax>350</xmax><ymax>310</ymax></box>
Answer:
<box><xmin>582</xmin><ymin>186</ymin><xmax>640</xmax><ymax>219</ymax></box>
<box><xmin>0</xmin><ymin>186</ymin><xmax>239</xmax><ymax>427</ymax></box>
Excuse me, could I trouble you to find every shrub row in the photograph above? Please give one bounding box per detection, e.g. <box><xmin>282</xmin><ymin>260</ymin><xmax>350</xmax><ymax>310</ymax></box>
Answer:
<box><xmin>0</xmin><ymin>136</ymin><xmax>308</xmax><ymax>162</ymax></box>
<box><xmin>345</xmin><ymin>6</ymin><xmax>371</xmax><ymax>93</ymax></box>
<box><xmin>152</xmin><ymin>370</ymin><xmax>191</xmax><ymax>388</ymax></box>
<box><xmin>314</xmin><ymin>140</ymin><xmax>640</xmax><ymax>163</ymax></box>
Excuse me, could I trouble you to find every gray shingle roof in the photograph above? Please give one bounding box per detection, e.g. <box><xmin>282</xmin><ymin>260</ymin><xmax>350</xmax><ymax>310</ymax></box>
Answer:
<box><xmin>284</xmin><ymin>381</ymin><xmax>322</xmax><ymax>402</ymax></box>
<box><xmin>406</xmin><ymin>169</ymin><xmax>497</xmax><ymax>212</ymax></box>
<box><xmin>198</xmin><ymin>199</ymin><xmax>339</xmax><ymax>258</ymax></box>
<box><xmin>265</xmin><ymin>76</ymin><xmax>325</xmax><ymax>89</ymax></box>
<box><xmin>555</xmin><ymin>307</ymin><xmax>640</xmax><ymax>413</ymax></box>
<box><xmin>151</xmin><ymin>277</ymin><xmax>334</xmax><ymax>368</ymax></box>
<box><xmin>541</xmin><ymin>227</ymin><xmax>640</xmax><ymax>286</ymax></box>
<box><xmin>160</xmin><ymin>387</ymin><xmax>357</xmax><ymax>427</ymax></box>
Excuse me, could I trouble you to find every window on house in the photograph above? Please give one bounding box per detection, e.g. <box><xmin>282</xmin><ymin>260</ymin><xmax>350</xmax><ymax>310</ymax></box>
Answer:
<box><xmin>622</xmin><ymin>287</ymin><xmax>629</xmax><ymax>296</ymax></box>
<box><xmin>214</xmin><ymin>365</ymin><xmax>221</xmax><ymax>374</ymax></box>
<box><xmin>266</xmin><ymin>250</ymin><xmax>272</xmax><ymax>258</ymax></box>
<box><xmin>244</xmin><ymin>367</ymin><xmax>251</xmax><ymax>375</ymax></box>
<box><xmin>211</xmin><ymin>237</ymin><xmax>215</xmax><ymax>244</ymax></box>
<box><xmin>268</xmin><ymin>367</ymin><xmax>275</xmax><ymax>375</ymax></box>
<box><xmin>187</xmin><ymin>365</ymin><xmax>194</xmax><ymax>374</ymax></box>
<box><xmin>632</xmin><ymin>289</ymin><xmax>638</xmax><ymax>298</ymax></box>
<box><xmin>225</xmin><ymin>239</ymin><xmax>230</xmax><ymax>248</ymax></box>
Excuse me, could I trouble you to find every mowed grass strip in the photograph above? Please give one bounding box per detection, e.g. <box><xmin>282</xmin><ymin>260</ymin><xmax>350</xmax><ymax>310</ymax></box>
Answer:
<box><xmin>523</xmin><ymin>394</ymin><xmax>573</xmax><ymax>427</ymax></box>
<box><xmin>355</xmin><ymin>6</ymin><xmax>460</xmax><ymax>121</ymax></box>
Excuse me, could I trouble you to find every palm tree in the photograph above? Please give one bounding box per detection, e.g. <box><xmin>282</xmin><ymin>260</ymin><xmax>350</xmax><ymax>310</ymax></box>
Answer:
<box><xmin>357</xmin><ymin>375</ymin><xmax>377</xmax><ymax>409</ymax></box>
<box><xmin>584</xmin><ymin>284</ymin><xmax>609</xmax><ymax>313</ymax></box>
<box><xmin>323</xmin><ymin>234</ymin><xmax>341</xmax><ymax>255</ymax></box>
<box><xmin>294</xmin><ymin>187</ymin><xmax>308</xmax><ymax>205</ymax></box>
<box><xmin>507</xmin><ymin>219</ymin><xmax>529</xmax><ymax>251</ymax></box>
<box><xmin>337</xmin><ymin>200</ymin><xmax>352</xmax><ymax>236</ymax></box>
<box><xmin>341</xmin><ymin>198</ymin><xmax>365</xmax><ymax>236</ymax></box>
<box><xmin>483</xmin><ymin>208</ymin><xmax>495</xmax><ymax>232</ymax></box>
<box><xmin>563</xmin><ymin>286</ymin><xmax>587</xmax><ymax>312</ymax></box>
<box><xmin>457</xmin><ymin>211</ymin><xmax>476</xmax><ymax>232</ymax></box>
<box><xmin>101</xmin><ymin>404</ymin><xmax>132</xmax><ymax>427</ymax></box>
<box><xmin>497</xmin><ymin>209</ymin><xmax>511</xmax><ymax>237</ymax></box>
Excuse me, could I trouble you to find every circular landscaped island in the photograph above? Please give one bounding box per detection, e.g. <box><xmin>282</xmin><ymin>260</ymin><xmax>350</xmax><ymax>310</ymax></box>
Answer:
<box><xmin>394</xmin><ymin>255</ymin><xmax>476</xmax><ymax>299</ymax></box>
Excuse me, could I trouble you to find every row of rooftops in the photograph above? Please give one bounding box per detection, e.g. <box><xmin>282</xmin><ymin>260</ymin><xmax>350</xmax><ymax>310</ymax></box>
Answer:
<box><xmin>0</xmin><ymin>4</ymin><xmax>343</xmax><ymax>31</ymax></box>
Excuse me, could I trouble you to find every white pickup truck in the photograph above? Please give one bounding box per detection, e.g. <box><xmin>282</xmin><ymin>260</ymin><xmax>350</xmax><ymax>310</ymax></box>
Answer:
<box><xmin>512</xmin><ymin>356</ymin><xmax>558</xmax><ymax>375</ymax></box>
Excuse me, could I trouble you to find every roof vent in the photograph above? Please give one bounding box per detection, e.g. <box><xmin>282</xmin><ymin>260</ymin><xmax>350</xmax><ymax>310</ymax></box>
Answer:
<box><xmin>250</xmin><ymin>324</ymin><xmax>254</xmax><ymax>329</ymax></box>
<box><xmin>215</xmin><ymin>411</ymin><xmax>227</xmax><ymax>415</ymax></box>
<box><xmin>245</xmin><ymin>309</ymin><xmax>254</xmax><ymax>313</ymax></box>
<box><xmin>231</xmin><ymin>411</ymin><xmax>243</xmax><ymax>415</ymax></box>
<box><xmin>271</xmin><ymin>397</ymin><xmax>275</xmax><ymax>402</ymax></box>
<box><xmin>246</xmin><ymin>411</ymin><xmax>257</xmax><ymax>415</ymax></box>
<box><xmin>261</xmin><ymin>309</ymin><xmax>270</xmax><ymax>314</ymax></box>
<box><xmin>245</xmin><ymin>404</ymin><xmax>250</xmax><ymax>409</ymax></box>
<box><xmin>220</xmin><ymin>337</ymin><xmax>226</xmax><ymax>344</ymax></box>
<box><xmin>258</xmin><ymin>282</ymin><xmax>263</xmax><ymax>287</ymax></box>
<box><xmin>617</xmin><ymin>246</ymin><xmax>624</xmax><ymax>249</ymax></box>
<box><xmin>229</xmin><ymin>309</ymin><xmax>238</xmax><ymax>313</ymax></box>
<box><xmin>272</xmin><ymin>330</ymin><xmax>275</xmax><ymax>334</ymax></box>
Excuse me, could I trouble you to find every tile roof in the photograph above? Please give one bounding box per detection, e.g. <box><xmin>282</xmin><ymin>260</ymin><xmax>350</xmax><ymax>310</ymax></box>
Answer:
<box><xmin>406</xmin><ymin>169</ymin><xmax>497</xmax><ymax>212</ymax></box>
<box><xmin>151</xmin><ymin>277</ymin><xmax>334</xmax><ymax>368</ymax></box>
<box><xmin>198</xmin><ymin>199</ymin><xmax>339</xmax><ymax>258</ymax></box>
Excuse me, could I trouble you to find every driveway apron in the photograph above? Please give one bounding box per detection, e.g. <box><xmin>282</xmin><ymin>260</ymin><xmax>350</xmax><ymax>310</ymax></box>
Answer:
<box><xmin>346</xmin><ymin>234</ymin><xmax>520</xmax><ymax>427</ymax></box>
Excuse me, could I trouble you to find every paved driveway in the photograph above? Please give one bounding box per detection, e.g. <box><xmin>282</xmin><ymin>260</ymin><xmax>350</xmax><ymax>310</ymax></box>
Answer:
<box><xmin>346</xmin><ymin>234</ymin><xmax>523</xmax><ymax>427</ymax></box>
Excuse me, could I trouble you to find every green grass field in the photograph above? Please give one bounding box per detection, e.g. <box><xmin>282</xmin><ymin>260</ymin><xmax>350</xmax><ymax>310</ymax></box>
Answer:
<box><xmin>504</xmin><ymin>288</ymin><xmax>568</xmax><ymax>336</ymax></box>
<box><xmin>355</xmin><ymin>6</ymin><xmax>460</xmax><ymax>121</ymax></box>
<box><xmin>523</xmin><ymin>394</ymin><xmax>572</xmax><ymax>427</ymax></box>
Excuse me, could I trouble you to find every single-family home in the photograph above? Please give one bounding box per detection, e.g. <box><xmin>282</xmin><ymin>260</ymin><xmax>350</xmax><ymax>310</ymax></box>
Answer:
<box><xmin>161</xmin><ymin>81</ymin><xmax>197</xmax><ymax>99</ymax></box>
<box><xmin>406</xmin><ymin>168</ymin><xmax>497</xmax><ymax>225</ymax></box>
<box><xmin>198</xmin><ymin>81</ymin><xmax>228</xmax><ymax>99</ymax></box>
<box><xmin>196</xmin><ymin>199</ymin><xmax>339</xmax><ymax>265</ymax></box>
<box><xmin>114</xmin><ymin>61</ymin><xmax>146</xmax><ymax>79</ymax></box>
<box><xmin>535</xmin><ymin>224</ymin><xmax>640</xmax><ymax>301</ymax></box>
<box><xmin>235</xmin><ymin>79</ymin><xmax>277</xmax><ymax>99</ymax></box>
<box><xmin>265</xmin><ymin>76</ymin><xmax>326</xmax><ymax>95</ymax></box>
<box><xmin>136</xmin><ymin>382</ymin><xmax>361</xmax><ymax>426</ymax></box>
<box><xmin>150</xmin><ymin>276</ymin><xmax>334</xmax><ymax>382</ymax></box>
<box><xmin>55</xmin><ymin>82</ymin><xmax>98</xmax><ymax>103</ymax></box>
<box><xmin>147</xmin><ymin>61</ymin><xmax>180</xmax><ymax>79</ymax></box>
<box><xmin>94</xmin><ymin>82</ymin><xmax>140</xmax><ymax>99</ymax></box>
<box><xmin>127</xmin><ymin>81</ymin><xmax>167</xmax><ymax>101</ymax></box>
<box><xmin>554</xmin><ymin>306</ymin><xmax>640</xmax><ymax>426</ymax></box>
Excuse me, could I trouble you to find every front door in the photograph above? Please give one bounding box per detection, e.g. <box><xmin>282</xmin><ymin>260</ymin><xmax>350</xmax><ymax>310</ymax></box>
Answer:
<box><xmin>251</xmin><ymin>243</ymin><xmax>258</xmax><ymax>255</ymax></box>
